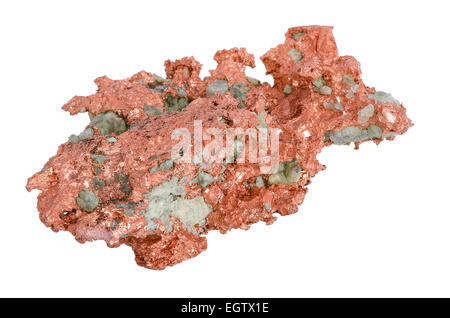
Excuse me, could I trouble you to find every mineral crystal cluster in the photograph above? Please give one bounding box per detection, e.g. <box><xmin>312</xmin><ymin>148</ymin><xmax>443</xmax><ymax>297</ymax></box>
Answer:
<box><xmin>27</xmin><ymin>26</ymin><xmax>412</xmax><ymax>269</ymax></box>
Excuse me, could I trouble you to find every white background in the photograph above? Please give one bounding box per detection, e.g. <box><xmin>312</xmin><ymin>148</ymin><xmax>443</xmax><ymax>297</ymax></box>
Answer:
<box><xmin>1</xmin><ymin>0</ymin><xmax>449</xmax><ymax>297</ymax></box>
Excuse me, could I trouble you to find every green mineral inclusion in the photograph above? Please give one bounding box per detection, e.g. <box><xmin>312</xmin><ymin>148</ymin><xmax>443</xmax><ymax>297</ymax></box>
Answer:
<box><xmin>325</xmin><ymin>125</ymin><xmax>382</xmax><ymax>145</ymax></box>
<box><xmin>144</xmin><ymin>105</ymin><xmax>164</xmax><ymax>116</ymax></box>
<box><xmin>230</xmin><ymin>82</ymin><xmax>250</xmax><ymax>100</ymax></box>
<box><xmin>91</xmin><ymin>154</ymin><xmax>108</xmax><ymax>164</ymax></box>
<box><xmin>288</xmin><ymin>48</ymin><xmax>303</xmax><ymax>62</ymax></box>
<box><xmin>76</xmin><ymin>189</ymin><xmax>99</xmax><ymax>212</ymax></box>
<box><xmin>90</xmin><ymin>111</ymin><xmax>127</xmax><ymax>136</ymax></box>
<box><xmin>150</xmin><ymin>159</ymin><xmax>174</xmax><ymax>173</ymax></box>
<box><xmin>206</xmin><ymin>80</ymin><xmax>228</xmax><ymax>97</ymax></box>
<box><xmin>141</xmin><ymin>177</ymin><xmax>212</xmax><ymax>233</ymax></box>
<box><xmin>164</xmin><ymin>94</ymin><xmax>189</xmax><ymax>113</ymax></box>
<box><xmin>197</xmin><ymin>172</ymin><xmax>214</xmax><ymax>187</ymax></box>
<box><xmin>268</xmin><ymin>159</ymin><xmax>301</xmax><ymax>186</ymax></box>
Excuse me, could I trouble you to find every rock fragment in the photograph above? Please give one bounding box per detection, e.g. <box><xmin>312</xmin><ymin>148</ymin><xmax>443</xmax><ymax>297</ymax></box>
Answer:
<box><xmin>358</xmin><ymin>104</ymin><xmax>375</xmax><ymax>124</ymax></box>
<box><xmin>164</xmin><ymin>94</ymin><xmax>189</xmax><ymax>113</ymax></box>
<box><xmin>26</xmin><ymin>26</ymin><xmax>412</xmax><ymax>270</ymax></box>
<box><xmin>76</xmin><ymin>189</ymin><xmax>99</xmax><ymax>212</ymax></box>
<box><xmin>144</xmin><ymin>105</ymin><xmax>164</xmax><ymax>116</ymax></box>
<box><xmin>368</xmin><ymin>91</ymin><xmax>401</xmax><ymax>107</ymax></box>
<box><xmin>206</xmin><ymin>80</ymin><xmax>228</xmax><ymax>97</ymax></box>
<box><xmin>288</xmin><ymin>48</ymin><xmax>303</xmax><ymax>62</ymax></box>
<box><xmin>230</xmin><ymin>82</ymin><xmax>250</xmax><ymax>100</ymax></box>
<box><xmin>68</xmin><ymin>128</ymin><xmax>94</xmax><ymax>143</ymax></box>
<box><xmin>326</xmin><ymin>124</ymin><xmax>383</xmax><ymax>145</ymax></box>
<box><xmin>268</xmin><ymin>160</ymin><xmax>301</xmax><ymax>186</ymax></box>
<box><xmin>312</xmin><ymin>76</ymin><xmax>332</xmax><ymax>95</ymax></box>
<box><xmin>90</xmin><ymin>111</ymin><xmax>127</xmax><ymax>136</ymax></box>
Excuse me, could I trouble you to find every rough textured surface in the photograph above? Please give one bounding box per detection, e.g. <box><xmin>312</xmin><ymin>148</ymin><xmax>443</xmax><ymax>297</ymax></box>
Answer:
<box><xmin>26</xmin><ymin>26</ymin><xmax>412</xmax><ymax>270</ymax></box>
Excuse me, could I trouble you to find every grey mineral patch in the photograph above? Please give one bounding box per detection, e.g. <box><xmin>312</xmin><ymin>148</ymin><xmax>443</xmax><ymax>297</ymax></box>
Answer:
<box><xmin>170</xmin><ymin>197</ymin><xmax>212</xmax><ymax>233</ymax></box>
<box><xmin>115</xmin><ymin>201</ymin><xmax>138</xmax><ymax>216</ymax></box>
<box><xmin>142</xmin><ymin>178</ymin><xmax>186</xmax><ymax>231</ymax></box>
<box><xmin>342</xmin><ymin>74</ymin><xmax>356</xmax><ymax>86</ymax></box>
<box><xmin>110</xmin><ymin>218</ymin><xmax>122</xmax><ymax>230</ymax></box>
<box><xmin>76</xmin><ymin>189</ymin><xmax>99</xmax><ymax>213</ymax></box>
<box><xmin>164</xmin><ymin>94</ymin><xmax>189</xmax><ymax>113</ymax></box>
<box><xmin>106</xmin><ymin>136</ymin><xmax>117</xmax><ymax>143</ymax></box>
<box><xmin>149</xmin><ymin>154</ymin><xmax>162</xmax><ymax>161</ymax></box>
<box><xmin>368</xmin><ymin>91</ymin><xmax>401</xmax><ymax>108</ymax></box>
<box><xmin>358</xmin><ymin>104</ymin><xmax>375</xmax><ymax>124</ymax></box>
<box><xmin>68</xmin><ymin>134</ymin><xmax>79</xmax><ymax>143</ymax></box>
<box><xmin>114</xmin><ymin>172</ymin><xmax>132</xmax><ymax>195</ymax></box>
<box><xmin>312</xmin><ymin>77</ymin><xmax>327</xmax><ymax>88</ymax></box>
<box><xmin>94</xmin><ymin>166</ymin><xmax>102</xmax><ymax>176</ymax></box>
<box><xmin>91</xmin><ymin>153</ymin><xmax>108</xmax><ymax>164</ymax></box>
<box><xmin>268</xmin><ymin>159</ymin><xmax>301</xmax><ymax>186</ymax></box>
<box><xmin>345</xmin><ymin>83</ymin><xmax>360</xmax><ymax>99</ymax></box>
<box><xmin>293</xmin><ymin>32</ymin><xmax>305</xmax><ymax>40</ymax></box>
<box><xmin>326</xmin><ymin>124</ymin><xmax>382</xmax><ymax>145</ymax></box>
<box><xmin>90</xmin><ymin>111</ymin><xmax>127</xmax><ymax>136</ymax></box>
<box><xmin>230</xmin><ymin>82</ymin><xmax>250</xmax><ymax>100</ymax></box>
<box><xmin>255</xmin><ymin>176</ymin><xmax>265</xmax><ymax>188</ymax></box>
<box><xmin>176</xmin><ymin>86</ymin><xmax>187</xmax><ymax>97</ymax></box>
<box><xmin>150</xmin><ymin>159</ymin><xmax>174</xmax><ymax>173</ymax></box>
<box><xmin>384</xmin><ymin>131</ymin><xmax>398</xmax><ymax>139</ymax></box>
<box><xmin>288</xmin><ymin>48</ymin><xmax>303</xmax><ymax>62</ymax></box>
<box><xmin>92</xmin><ymin>177</ymin><xmax>106</xmax><ymax>189</ymax></box>
<box><xmin>79</xmin><ymin>128</ymin><xmax>93</xmax><ymax>140</ymax></box>
<box><xmin>143</xmin><ymin>218</ymin><xmax>158</xmax><ymax>230</ymax></box>
<box><xmin>324</xmin><ymin>101</ymin><xmax>344</xmax><ymax>111</ymax></box>
<box><xmin>153</xmin><ymin>74</ymin><xmax>168</xmax><ymax>83</ymax></box>
<box><xmin>68</xmin><ymin>128</ymin><xmax>94</xmax><ymax>143</ymax></box>
<box><xmin>334</xmin><ymin>103</ymin><xmax>345</xmax><ymax>111</ymax></box>
<box><xmin>283</xmin><ymin>84</ymin><xmax>292</xmax><ymax>95</ymax></box>
<box><xmin>318</xmin><ymin>86</ymin><xmax>332</xmax><ymax>95</ymax></box>
<box><xmin>326</xmin><ymin>126</ymin><xmax>364</xmax><ymax>144</ymax></box>
<box><xmin>246</xmin><ymin>76</ymin><xmax>261</xmax><ymax>86</ymax></box>
<box><xmin>197</xmin><ymin>172</ymin><xmax>214</xmax><ymax>187</ymax></box>
<box><xmin>237</xmin><ymin>101</ymin><xmax>247</xmax><ymax>109</ymax></box>
<box><xmin>144</xmin><ymin>105</ymin><xmax>164</xmax><ymax>116</ymax></box>
<box><xmin>206</xmin><ymin>80</ymin><xmax>228</xmax><ymax>97</ymax></box>
<box><xmin>142</xmin><ymin>177</ymin><xmax>212</xmax><ymax>233</ymax></box>
<box><xmin>312</xmin><ymin>77</ymin><xmax>332</xmax><ymax>96</ymax></box>
<box><xmin>149</xmin><ymin>84</ymin><xmax>169</xmax><ymax>94</ymax></box>
<box><xmin>367</xmin><ymin>124</ymin><xmax>382</xmax><ymax>139</ymax></box>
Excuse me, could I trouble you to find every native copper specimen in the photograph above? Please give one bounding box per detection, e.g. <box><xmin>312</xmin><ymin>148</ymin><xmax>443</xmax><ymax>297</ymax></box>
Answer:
<box><xmin>26</xmin><ymin>26</ymin><xmax>412</xmax><ymax>270</ymax></box>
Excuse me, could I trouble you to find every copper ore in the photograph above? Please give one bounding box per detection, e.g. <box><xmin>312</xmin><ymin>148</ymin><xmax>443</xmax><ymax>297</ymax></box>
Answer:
<box><xmin>26</xmin><ymin>26</ymin><xmax>412</xmax><ymax>270</ymax></box>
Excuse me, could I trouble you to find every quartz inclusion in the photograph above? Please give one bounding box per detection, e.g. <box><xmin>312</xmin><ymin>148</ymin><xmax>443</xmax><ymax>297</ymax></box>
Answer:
<box><xmin>26</xmin><ymin>26</ymin><xmax>412</xmax><ymax>270</ymax></box>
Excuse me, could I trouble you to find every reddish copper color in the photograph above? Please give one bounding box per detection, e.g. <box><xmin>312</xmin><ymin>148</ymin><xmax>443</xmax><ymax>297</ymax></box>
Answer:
<box><xmin>26</xmin><ymin>26</ymin><xmax>412</xmax><ymax>270</ymax></box>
